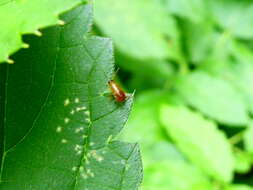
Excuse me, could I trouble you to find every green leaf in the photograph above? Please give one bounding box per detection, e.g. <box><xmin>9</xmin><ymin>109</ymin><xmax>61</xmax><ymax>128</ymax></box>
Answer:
<box><xmin>224</xmin><ymin>42</ymin><xmax>253</xmax><ymax>114</ymax></box>
<box><xmin>117</xmin><ymin>57</ymin><xmax>173</xmax><ymax>78</ymax></box>
<box><xmin>120</xmin><ymin>91</ymin><xmax>212</xmax><ymax>190</ymax></box>
<box><xmin>210</xmin><ymin>0</ymin><xmax>253</xmax><ymax>39</ymax></box>
<box><xmin>234</xmin><ymin>149</ymin><xmax>252</xmax><ymax>174</ymax></box>
<box><xmin>121</xmin><ymin>90</ymin><xmax>184</xmax><ymax>151</ymax></box>
<box><xmin>182</xmin><ymin>20</ymin><xmax>231</xmax><ymax>64</ymax></box>
<box><xmin>94</xmin><ymin>0</ymin><xmax>180</xmax><ymax>60</ymax></box>
<box><xmin>183</xmin><ymin>21</ymin><xmax>215</xmax><ymax>63</ymax></box>
<box><xmin>142</xmin><ymin>161</ymin><xmax>212</xmax><ymax>190</ymax></box>
<box><xmin>0</xmin><ymin>4</ymin><xmax>142</xmax><ymax>189</ymax></box>
<box><xmin>201</xmin><ymin>41</ymin><xmax>253</xmax><ymax>115</ymax></box>
<box><xmin>121</xmin><ymin>90</ymin><xmax>169</xmax><ymax>145</ymax></box>
<box><xmin>160</xmin><ymin>105</ymin><xmax>234</xmax><ymax>182</ymax></box>
<box><xmin>244</xmin><ymin>122</ymin><xmax>253</xmax><ymax>154</ymax></box>
<box><xmin>160</xmin><ymin>0</ymin><xmax>207</xmax><ymax>23</ymax></box>
<box><xmin>175</xmin><ymin>71</ymin><xmax>249</xmax><ymax>126</ymax></box>
<box><xmin>226</xmin><ymin>184</ymin><xmax>253</xmax><ymax>190</ymax></box>
<box><xmin>121</xmin><ymin>90</ymin><xmax>183</xmax><ymax>170</ymax></box>
<box><xmin>0</xmin><ymin>0</ymin><xmax>84</xmax><ymax>63</ymax></box>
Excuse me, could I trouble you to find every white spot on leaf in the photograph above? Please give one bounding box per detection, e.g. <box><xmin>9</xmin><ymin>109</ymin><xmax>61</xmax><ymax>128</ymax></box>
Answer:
<box><xmin>64</xmin><ymin>118</ymin><xmax>70</xmax><ymax>124</ymax></box>
<box><xmin>56</xmin><ymin>126</ymin><xmax>62</xmax><ymax>133</ymax></box>
<box><xmin>74</xmin><ymin>98</ymin><xmax>80</xmax><ymax>103</ymax></box>
<box><xmin>84</xmin><ymin>111</ymin><xmax>90</xmax><ymax>116</ymax></box>
<box><xmin>70</xmin><ymin>109</ymin><xmax>75</xmax><ymax>115</ymax></box>
<box><xmin>75</xmin><ymin>127</ymin><xmax>84</xmax><ymax>133</ymax></box>
<box><xmin>76</xmin><ymin>106</ymin><xmax>86</xmax><ymax>112</ymax></box>
<box><xmin>64</xmin><ymin>98</ymin><xmax>70</xmax><ymax>106</ymax></box>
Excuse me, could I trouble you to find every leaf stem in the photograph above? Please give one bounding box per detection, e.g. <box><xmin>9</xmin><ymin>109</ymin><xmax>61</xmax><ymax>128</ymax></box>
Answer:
<box><xmin>229</xmin><ymin>130</ymin><xmax>245</xmax><ymax>145</ymax></box>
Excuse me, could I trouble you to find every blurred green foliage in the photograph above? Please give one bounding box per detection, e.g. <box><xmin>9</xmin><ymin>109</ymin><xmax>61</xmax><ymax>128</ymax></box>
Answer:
<box><xmin>94</xmin><ymin>0</ymin><xmax>253</xmax><ymax>189</ymax></box>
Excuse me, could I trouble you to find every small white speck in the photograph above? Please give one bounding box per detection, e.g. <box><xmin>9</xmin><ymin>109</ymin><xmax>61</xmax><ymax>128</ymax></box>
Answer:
<box><xmin>90</xmin><ymin>172</ymin><xmax>95</xmax><ymax>178</ymax></box>
<box><xmin>81</xmin><ymin>173</ymin><xmax>88</xmax><ymax>179</ymax></box>
<box><xmin>56</xmin><ymin>126</ymin><xmax>62</xmax><ymax>133</ymax></box>
<box><xmin>64</xmin><ymin>98</ymin><xmax>70</xmax><ymax>106</ymax></box>
<box><xmin>70</xmin><ymin>109</ymin><xmax>75</xmax><ymax>115</ymax></box>
<box><xmin>79</xmin><ymin>166</ymin><xmax>84</xmax><ymax>171</ymax></box>
<box><xmin>85</xmin><ymin>118</ymin><xmax>91</xmax><ymax>123</ymax></box>
<box><xmin>82</xmin><ymin>135</ymin><xmax>88</xmax><ymax>139</ymax></box>
<box><xmin>76</xmin><ymin>106</ymin><xmax>86</xmax><ymax>112</ymax></box>
<box><xmin>22</xmin><ymin>43</ymin><xmax>29</xmax><ymax>48</ymax></box>
<box><xmin>107</xmin><ymin>135</ymin><xmax>113</xmax><ymax>143</ymax></box>
<box><xmin>75</xmin><ymin>127</ymin><xmax>84</xmax><ymax>133</ymax></box>
<box><xmin>97</xmin><ymin>156</ymin><xmax>104</xmax><ymax>162</ymax></box>
<box><xmin>89</xmin><ymin>150</ymin><xmax>104</xmax><ymax>162</ymax></box>
<box><xmin>85</xmin><ymin>159</ymin><xmax>90</xmax><ymax>165</ymax></box>
<box><xmin>61</xmin><ymin>139</ymin><xmax>67</xmax><ymax>144</ymax></box>
<box><xmin>34</xmin><ymin>30</ymin><xmax>42</xmax><ymax>36</ymax></box>
<box><xmin>74</xmin><ymin>144</ymin><xmax>82</xmax><ymax>151</ymax></box>
<box><xmin>84</xmin><ymin>111</ymin><xmax>90</xmax><ymax>116</ymax></box>
<box><xmin>64</xmin><ymin>118</ymin><xmax>70</xmax><ymax>124</ymax></box>
<box><xmin>72</xmin><ymin>166</ymin><xmax>77</xmax><ymax>171</ymax></box>
<box><xmin>125</xmin><ymin>164</ymin><xmax>130</xmax><ymax>170</ymax></box>
<box><xmin>89</xmin><ymin>142</ymin><xmax>95</xmax><ymax>146</ymax></box>
<box><xmin>86</xmin><ymin>169</ymin><xmax>94</xmax><ymax>177</ymax></box>
<box><xmin>7</xmin><ymin>58</ymin><xmax>14</xmax><ymax>64</ymax></box>
<box><xmin>74</xmin><ymin>98</ymin><xmax>80</xmax><ymax>103</ymax></box>
<box><xmin>58</xmin><ymin>19</ymin><xmax>65</xmax><ymax>25</ymax></box>
<box><xmin>76</xmin><ymin>150</ymin><xmax>82</xmax><ymax>155</ymax></box>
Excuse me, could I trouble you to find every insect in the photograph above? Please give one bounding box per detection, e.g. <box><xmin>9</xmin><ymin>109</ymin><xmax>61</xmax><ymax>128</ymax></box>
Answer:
<box><xmin>108</xmin><ymin>80</ymin><xmax>127</xmax><ymax>102</ymax></box>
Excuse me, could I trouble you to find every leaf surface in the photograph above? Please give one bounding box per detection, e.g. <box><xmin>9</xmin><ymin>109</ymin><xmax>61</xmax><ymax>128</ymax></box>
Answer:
<box><xmin>244</xmin><ymin>122</ymin><xmax>253</xmax><ymax>154</ymax></box>
<box><xmin>0</xmin><ymin>4</ymin><xmax>142</xmax><ymax>189</ymax></box>
<box><xmin>94</xmin><ymin>0</ymin><xmax>180</xmax><ymax>60</ymax></box>
<box><xmin>0</xmin><ymin>0</ymin><xmax>84</xmax><ymax>63</ymax></box>
<box><xmin>226</xmin><ymin>185</ymin><xmax>253</xmax><ymax>190</ymax></box>
<box><xmin>224</xmin><ymin>43</ymin><xmax>253</xmax><ymax>114</ymax></box>
<box><xmin>121</xmin><ymin>91</ymin><xmax>212</xmax><ymax>190</ymax></box>
<box><xmin>161</xmin><ymin>0</ymin><xmax>206</xmax><ymax>23</ymax></box>
<box><xmin>160</xmin><ymin>105</ymin><xmax>234</xmax><ymax>182</ymax></box>
<box><xmin>210</xmin><ymin>0</ymin><xmax>253</xmax><ymax>39</ymax></box>
<box><xmin>175</xmin><ymin>71</ymin><xmax>249</xmax><ymax>126</ymax></box>
<box><xmin>143</xmin><ymin>160</ymin><xmax>212</xmax><ymax>190</ymax></box>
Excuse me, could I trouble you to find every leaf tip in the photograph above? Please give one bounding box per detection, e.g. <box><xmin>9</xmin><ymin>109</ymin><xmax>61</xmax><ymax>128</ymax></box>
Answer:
<box><xmin>7</xmin><ymin>58</ymin><xmax>14</xmax><ymax>64</ymax></box>
<box><xmin>22</xmin><ymin>43</ymin><xmax>30</xmax><ymax>49</ymax></box>
<box><xmin>57</xmin><ymin>19</ymin><xmax>65</xmax><ymax>26</ymax></box>
<box><xmin>34</xmin><ymin>30</ymin><xmax>42</xmax><ymax>37</ymax></box>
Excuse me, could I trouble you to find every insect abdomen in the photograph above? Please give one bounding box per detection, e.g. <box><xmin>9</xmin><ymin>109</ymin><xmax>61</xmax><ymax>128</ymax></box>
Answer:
<box><xmin>108</xmin><ymin>80</ymin><xmax>127</xmax><ymax>102</ymax></box>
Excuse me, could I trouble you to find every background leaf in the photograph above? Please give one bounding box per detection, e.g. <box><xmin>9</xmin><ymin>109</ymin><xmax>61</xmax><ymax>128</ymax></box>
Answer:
<box><xmin>226</xmin><ymin>185</ymin><xmax>253</xmax><ymax>190</ymax></box>
<box><xmin>161</xmin><ymin>0</ymin><xmax>207</xmax><ymax>23</ymax></box>
<box><xmin>160</xmin><ymin>105</ymin><xmax>234</xmax><ymax>182</ymax></box>
<box><xmin>210</xmin><ymin>0</ymin><xmax>253</xmax><ymax>39</ymax></box>
<box><xmin>94</xmin><ymin>0</ymin><xmax>180</xmax><ymax>60</ymax></box>
<box><xmin>121</xmin><ymin>91</ymin><xmax>212</xmax><ymax>190</ymax></box>
<box><xmin>175</xmin><ymin>71</ymin><xmax>249</xmax><ymax>126</ymax></box>
<box><xmin>0</xmin><ymin>0</ymin><xmax>84</xmax><ymax>63</ymax></box>
<box><xmin>244</xmin><ymin>122</ymin><xmax>253</xmax><ymax>154</ymax></box>
<box><xmin>142</xmin><ymin>160</ymin><xmax>212</xmax><ymax>190</ymax></box>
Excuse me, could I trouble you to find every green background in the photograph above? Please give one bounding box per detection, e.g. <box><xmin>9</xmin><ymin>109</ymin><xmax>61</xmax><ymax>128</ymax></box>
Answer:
<box><xmin>94</xmin><ymin>0</ymin><xmax>253</xmax><ymax>189</ymax></box>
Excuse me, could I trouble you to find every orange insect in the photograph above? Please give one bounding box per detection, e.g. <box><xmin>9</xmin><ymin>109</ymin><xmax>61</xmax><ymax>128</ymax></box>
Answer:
<box><xmin>108</xmin><ymin>80</ymin><xmax>127</xmax><ymax>102</ymax></box>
